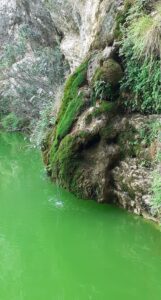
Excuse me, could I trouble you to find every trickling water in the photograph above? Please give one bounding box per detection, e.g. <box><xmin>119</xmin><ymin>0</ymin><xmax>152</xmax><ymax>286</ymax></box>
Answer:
<box><xmin>0</xmin><ymin>132</ymin><xmax>161</xmax><ymax>300</ymax></box>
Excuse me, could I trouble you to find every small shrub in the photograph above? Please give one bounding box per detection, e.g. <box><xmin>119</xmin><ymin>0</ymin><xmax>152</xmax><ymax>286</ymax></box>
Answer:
<box><xmin>1</xmin><ymin>113</ymin><xmax>22</xmax><ymax>131</ymax></box>
<box><xmin>30</xmin><ymin>103</ymin><xmax>56</xmax><ymax>147</ymax></box>
<box><xmin>128</xmin><ymin>14</ymin><xmax>161</xmax><ymax>60</ymax></box>
<box><xmin>0</xmin><ymin>22</ymin><xmax>69</xmax><ymax>139</ymax></box>
<box><xmin>139</xmin><ymin>120</ymin><xmax>161</xmax><ymax>146</ymax></box>
<box><xmin>92</xmin><ymin>80</ymin><xmax>117</xmax><ymax>103</ymax></box>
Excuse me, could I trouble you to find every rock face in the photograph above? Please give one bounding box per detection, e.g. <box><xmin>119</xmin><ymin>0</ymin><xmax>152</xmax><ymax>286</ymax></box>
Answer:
<box><xmin>47</xmin><ymin>0</ymin><xmax>122</xmax><ymax>69</ymax></box>
<box><xmin>0</xmin><ymin>0</ymin><xmax>68</xmax><ymax>132</ymax></box>
<box><xmin>0</xmin><ymin>0</ymin><xmax>59</xmax><ymax>49</ymax></box>
<box><xmin>43</xmin><ymin>48</ymin><xmax>161</xmax><ymax>221</ymax></box>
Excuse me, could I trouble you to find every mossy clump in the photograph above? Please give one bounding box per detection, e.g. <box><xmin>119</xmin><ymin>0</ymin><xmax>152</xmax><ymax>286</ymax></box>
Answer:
<box><xmin>51</xmin><ymin>134</ymin><xmax>79</xmax><ymax>188</ymax></box>
<box><xmin>57</xmin><ymin>60</ymin><xmax>89</xmax><ymax>123</ymax></box>
<box><xmin>92</xmin><ymin>101</ymin><xmax>115</xmax><ymax>118</ymax></box>
<box><xmin>1</xmin><ymin>113</ymin><xmax>24</xmax><ymax>131</ymax></box>
<box><xmin>92</xmin><ymin>59</ymin><xmax>123</xmax><ymax>87</ymax></box>
<box><xmin>56</xmin><ymin>60</ymin><xmax>89</xmax><ymax>141</ymax></box>
<box><xmin>50</xmin><ymin>130</ymin><xmax>93</xmax><ymax>190</ymax></box>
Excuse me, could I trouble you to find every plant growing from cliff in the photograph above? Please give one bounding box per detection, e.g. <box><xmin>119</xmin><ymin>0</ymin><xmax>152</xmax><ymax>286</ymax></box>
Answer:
<box><xmin>16</xmin><ymin>46</ymin><xmax>65</xmax><ymax>126</ymax></box>
<box><xmin>151</xmin><ymin>170</ymin><xmax>161</xmax><ymax>212</ymax></box>
<box><xmin>148</xmin><ymin>121</ymin><xmax>161</xmax><ymax>213</ymax></box>
<box><xmin>120</xmin><ymin>2</ymin><xmax>161</xmax><ymax>114</ymax></box>
<box><xmin>0</xmin><ymin>20</ymin><xmax>69</xmax><ymax>139</ymax></box>
<box><xmin>0</xmin><ymin>42</ymin><xmax>26</xmax><ymax>69</ymax></box>
<box><xmin>139</xmin><ymin>121</ymin><xmax>161</xmax><ymax>146</ymax></box>
<box><xmin>92</xmin><ymin>80</ymin><xmax>115</xmax><ymax>103</ymax></box>
<box><xmin>129</xmin><ymin>14</ymin><xmax>161</xmax><ymax>60</ymax></box>
<box><xmin>0</xmin><ymin>40</ymin><xmax>68</xmax><ymax>135</ymax></box>
<box><xmin>1</xmin><ymin>113</ymin><xmax>23</xmax><ymax>131</ymax></box>
<box><xmin>30</xmin><ymin>101</ymin><xmax>56</xmax><ymax>147</ymax></box>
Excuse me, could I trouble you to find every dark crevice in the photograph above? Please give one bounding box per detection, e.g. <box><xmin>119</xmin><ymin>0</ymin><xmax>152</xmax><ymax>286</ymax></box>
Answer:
<box><xmin>84</xmin><ymin>134</ymin><xmax>101</xmax><ymax>150</ymax></box>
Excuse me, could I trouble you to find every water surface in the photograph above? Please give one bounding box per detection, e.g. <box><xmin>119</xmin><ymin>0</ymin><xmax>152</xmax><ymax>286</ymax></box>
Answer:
<box><xmin>0</xmin><ymin>132</ymin><xmax>161</xmax><ymax>300</ymax></box>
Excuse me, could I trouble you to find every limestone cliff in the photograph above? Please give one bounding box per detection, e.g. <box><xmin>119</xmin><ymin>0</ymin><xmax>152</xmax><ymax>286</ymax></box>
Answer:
<box><xmin>46</xmin><ymin>0</ymin><xmax>122</xmax><ymax>69</ymax></box>
<box><xmin>0</xmin><ymin>0</ymin><xmax>68</xmax><ymax>134</ymax></box>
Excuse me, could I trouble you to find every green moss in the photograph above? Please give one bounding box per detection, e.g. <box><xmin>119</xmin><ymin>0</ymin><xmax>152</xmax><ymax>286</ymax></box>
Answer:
<box><xmin>92</xmin><ymin>101</ymin><xmax>115</xmax><ymax>118</ymax></box>
<box><xmin>53</xmin><ymin>59</ymin><xmax>89</xmax><ymax>146</ymax></box>
<box><xmin>92</xmin><ymin>68</ymin><xmax>104</xmax><ymax>84</ymax></box>
<box><xmin>56</xmin><ymin>92</ymin><xmax>84</xmax><ymax>140</ymax></box>
<box><xmin>114</xmin><ymin>1</ymin><xmax>133</xmax><ymax>40</ymax></box>
<box><xmin>57</xmin><ymin>60</ymin><xmax>89</xmax><ymax>123</ymax></box>
<box><xmin>92</xmin><ymin>59</ymin><xmax>123</xmax><ymax>87</ymax></box>
<box><xmin>47</xmin><ymin>59</ymin><xmax>91</xmax><ymax>173</ymax></box>
<box><xmin>51</xmin><ymin>134</ymin><xmax>79</xmax><ymax>187</ymax></box>
<box><xmin>50</xmin><ymin>130</ymin><xmax>93</xmax><ymax>190</ymax></box>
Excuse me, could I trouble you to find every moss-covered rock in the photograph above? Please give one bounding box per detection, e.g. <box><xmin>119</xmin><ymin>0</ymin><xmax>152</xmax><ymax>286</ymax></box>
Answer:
<box><xmin>92</xmin><ymin>59</ymin><xmax>123</xmax><ymax>86</ymax></box>
<box><xmin>92</xmin><ymin>101</ymin><xmax>115</xmax><ymax>118</ymax></box>
<box><xmin>56</xmin><ymin>60</ymin><xmax>89</xmax><ymax>141</ymax></box>
<box><xmin>50</xmin><ymin>130</ymin><xmax>102</xmax><ymax>198</ymax></box>
<box><xmin>46</xmin><ymin>59</ymin><xmax>89</xmax><ymax>161</ymax></box>
<box><xmin>42</xmin><ymin>49</ymin><xmax>160</xmax><ymax>222</ymax></box>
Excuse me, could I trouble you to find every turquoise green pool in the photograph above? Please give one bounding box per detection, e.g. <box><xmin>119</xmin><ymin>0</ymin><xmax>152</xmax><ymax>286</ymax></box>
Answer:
<box><xmin>0</xmin><ymin>132</ymin><xmax>161</xmax><ymax>300</ymax></box>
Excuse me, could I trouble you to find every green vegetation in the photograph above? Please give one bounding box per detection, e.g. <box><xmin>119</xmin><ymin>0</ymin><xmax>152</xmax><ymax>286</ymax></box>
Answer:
<box><xmin>139</xmin><ymin>121</ymin><xmax>161</xmax><ymax>146</ymax></box>
<box><xmin>51</xmin><ymin>134</ymin><xmax>79</xmax><ymax>187</ymax></box>
<box><xmin>150</xmin><ymin>122</ymin><xmax>161</xmax><ymax>211</ymax></box>
<box><xmin>92</xmin><ymin>80</ymin><xmax>116</xmax><ymax>103</ymax></box>
<box><xmin>0</xmin><ymin>23</ymin><xmax>68</xmax><ymax>143</ymax></box>
<box><xmin>120</xmin><ymin>1</ymin><xmax>161</xmax><ymax>114</ymax></box>
<box><xmin>92</xmin><ymin>59</ymin><xmax>123</xmax><ymax>86</ymax></box>
<box><xmin>92</xmin><ymin>101</ymin><xmax>115</xmax><ymax>118</ymax></box>
<box><xmin>56</xmin><ymin>94</ymin><xmax>84</xmax><ymax>140</ymax></box>
<box><xmin>30</xmin><ymin>104</ymin><xmax>55</xmax><ymax>147</ymax></box>
<box><xmin>91</xmin><ymin>59</ymin><xmax>123</xmax><ymax>103</ymax></box>
<box><xmin>50</xmin><ymin>130</ymin><xmax>92</xmax><ymax>191</ymax></box>
<box><xmin>118</xmin><ymin>126</ymin><xmax>141</xmax><ymax>158</ymax></box>
<box><xmin>151</xmin><ymin>169</ymin><xmax>161</xmax><ymax>212</ymax></box>
<box><xmin>1</xmin><ymin>113</ymin><xmax>23</xmax><ymax>131</ymax></box>
<box><xmin>57</xmin><ymin>60</ymin><xmax>88</xmax><ymax>123</ymax></box>
<box><xmin>129</xmin><ymin>119</ymin><xmax>161</xmax><ymax>212</ymax></box>
<box><xmin>50</xmin><ymin>60</ymin><xmax>89</xmax><ymax>159</ymax></box>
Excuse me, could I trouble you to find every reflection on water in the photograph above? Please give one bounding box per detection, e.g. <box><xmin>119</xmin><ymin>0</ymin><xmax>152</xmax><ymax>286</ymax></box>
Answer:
<box><xmin>0</xmin><ymin>131</ymin><xmax>161</xmax><ymax>300</ymax></box>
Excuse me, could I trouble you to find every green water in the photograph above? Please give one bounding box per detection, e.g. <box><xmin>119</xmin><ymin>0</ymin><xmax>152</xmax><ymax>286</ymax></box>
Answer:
<box><xmin>0</xmin><ymin>132</ymin><xmax>161</xmax><ymax>300</ymax></box>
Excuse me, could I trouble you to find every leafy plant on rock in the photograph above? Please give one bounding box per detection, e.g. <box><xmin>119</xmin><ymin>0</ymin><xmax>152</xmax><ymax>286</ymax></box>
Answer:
<box><xmin>120</xmin><ymin>1</ymin><xmax>161</xmax><ymax>114</ymax></box>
